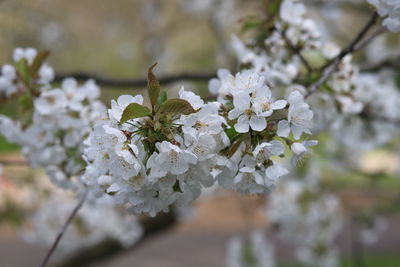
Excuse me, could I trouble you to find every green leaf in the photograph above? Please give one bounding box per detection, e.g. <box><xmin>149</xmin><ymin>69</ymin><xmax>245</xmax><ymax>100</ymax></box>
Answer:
<box><xmin>18</xmin><ymin>92</ymin><xmax>33</xmax><ymax>112</ymax></box>
<box><xmin>267</xmin><ymin>0</ymin><xmax>282</xmax><ymax>16</ymax></box>
<box><xmin>29</xmin><ymin>50</ymin><xmax>50</xmax><ymax>77</ymax></box>
<box><xmin>15</xmin><ymin>58</ymin><xmax>30</xmax><ymax>85</ymax></box>
<box><xmin>120</xmin><ymin>103</ymin><xmax>151</xmax><ymax>123</ymax></box>
<box><xmin>158</xmin><ymin>98</ymin><xmax>196</xmax><ymax>116</ymax></box>
<box><xmin>157</xmin><ymin>91</ymin><xmax>167</xmax><ymax>106</ymax></box>
<box><xmin>147</xmin><ymin>63</ymin><xmax>161</xmax><ymax>110</ymax></box>
<box><xmin>224</xmin><ymin>127</ymin><xmax>240</xmax><ymax>142</ymax></box>
<box><xmin>241</xmin><ymin>16</ymin><xmax>264</xmax><ymax>33</ymax></box>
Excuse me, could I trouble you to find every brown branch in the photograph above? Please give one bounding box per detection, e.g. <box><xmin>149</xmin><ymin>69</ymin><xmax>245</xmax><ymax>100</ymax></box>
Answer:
<box><xmin>280</xmin><ymin>29</ymin><xmax>313</xmax><ymax>74</ymax></box>
<box><xmin>54</xmin><ymin>71</ymin><xmax>217</xmax><ymax>88</ymax></box>
<box><xmin>0</xmin><ymin>160</ymin><xmax>28</xmax><ymax>166</ymax></box>
<box><xmin>354</xmin><ymin>26</ymin><xmax>387</xmax><ymax>51</ymax></box>
<box><xmin>39</xmin><ymin>190</ymin><xmax>89</xmax><ymax>267</ymax></box>
<box><xmin>305</xmin><ymin>12</ymin><xmax>379</xmax><ymax>98</ymax></box>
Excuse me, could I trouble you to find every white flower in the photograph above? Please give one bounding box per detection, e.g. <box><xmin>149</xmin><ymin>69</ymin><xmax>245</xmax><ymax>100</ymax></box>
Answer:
<box><xmin>38</xmin><ymin>64</ymin><xmax>54</xmax><ymax>84</ymax></box>
<box><xmin>62</xmin><ymin>78</ymin><xmax>86</xmax><ymax>111</ymax></box>
<box><xmin>229</xmin><ymin>85</ymin><xmax>286</xmax><ymax>133</ymax></box>
<box><xmin>290</xmin><ymin>140</ymin><xmax>318</xmax><ymax>165</ymax></box>
<box><xmin>208</xmin><ymin>68</ymin><xmax>234</xmax><ymax>97</ymax></box>
<box><xmin>252</xmin><ymin>87</ymin><xmax>287</xmax><ymax>117</ymax></box>
<box><xmin>229</xmin><ymin>91</ymin><xmax>263</xmax><ymax>132</ymax></box>
<box><xmin>147</xmin><ymin>141</ymin><xmax>197</xmax><ymax>179</ymax></box>
<box><xmin>253</xmin><ymin>140</ymin><xmax>285</xmax><ymax>163</ymax></box>
<box><xmin>234</xmin><ymin>155</ymin><xmax>266</xmax><ymax>194</ymax></box>
<box><xmin>108</xmin><ymin>94</ymin><xmax>144</xmax><ymax>122</ymax></box>
<box><xmin>277</xmin><ymin>90</ymin><xmax>313</xmax><ymax>139</ymax></box>
<box><xmin>34</xmin><ymin>89</ymin><xmax>68</xmax><ymax>115</ymax></box>
<box><xmin>265</xmin><ymin>162</ymin><xmax>288</xmax><ymax>187</ymax></box>
<box><xmin>368</xmin><ymin>0</ymin><xmax>400</xmax><ymax>32</ymax></box>
<box><xmin>280</xmin><ymin>0</ymin><xmax>306</xmax><ymax>26</ymax></box>
<box><xmin>182</xmin><ymin>103</ymin><xmax>223</xmax><ymax>140</ymax></box>
<box><xmin>2</xmin><ymin>64</ymin><xmax>16</xmax><ymax>80</ymax></box>
<box><xmin>179</xmin><ymin>86</ymin><xmax>204</xmax><ymax>109</ymax></box>
<box><xmin>13</xmin><ymin>47</ymin><xmax>37</xmax><ymax>64</ymax></box>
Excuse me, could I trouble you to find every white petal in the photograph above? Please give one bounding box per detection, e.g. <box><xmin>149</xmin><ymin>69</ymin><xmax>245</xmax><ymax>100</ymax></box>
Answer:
<box><xmin>265</xmin><ymin>163</ymin><xmax>288</xmax><ymax>181</ymax></box>
<box><xmin>271</xmin><ymin>100</ymin><xmax>287</xmax><ymax>110</ymax></box>
<box><xmin>117</xmin><ymin>95</ymin><xmax>136</xmax><ymax>106</ymax></box>
<box><xmin>228</xmin><ymin>108</ymin><xmax>243</xmax><ymax>120</ymax></box>
<box><xmin>249</xmin><ymin>115</ymin><xmax>266</xmax><ymax>131</ymax></box>
<box><xmin>233</xmin><ymin>92</ymin><xmax>250</xmax><ymax>110</ymax></box>
<box><xmin>291</xmin><ymin>142</ymin><xmax>306</xmax><ymax>155</ymax></box>
<box><xmin>254</xmin><ymin>172</ymin><xmax>265</xmax><ymax>185</ymax></box>
<box><xmin>269</xmin><ymin>140</ymin><xmax>285</xmax><ymax>155</ymax></box>
<box><xmin>291</xmin><ymin>125</ymin><xmax>304</xmax><ymax>140</ymax></box>
<box><xmin>277</xmin><ymin>120</ymin><xmax>290</xmax><ymax>137</ymax></box>
<box><xmin>288</xmin><ymin>90</ymin><xmax>304</xmax><ymax>105</ymax></box>
<box><xmin>234</xmin><ymin>115</ymin><xmax>250</xmax><ymax>133</ymax></box>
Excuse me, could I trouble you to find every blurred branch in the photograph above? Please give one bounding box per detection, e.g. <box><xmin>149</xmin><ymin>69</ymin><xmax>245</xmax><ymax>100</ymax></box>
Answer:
<box><xmin>54</xmin><ymin>71</ymin><xmax>218</xmax><ymax>88</ymax></box>
<box><xmin>54</xmin><ymin>211</ymin><xmax>177</xmax><ymax>267</ymax></box>
<box><xmin>280</xmin><ymin>29</ymin><xmax>313</xmax><ymax>74</ymax></box>
<box><xmin>307</xmin><ymin>0</ymin><xmax>370</xmax><ymax>12</ymax></box>
<box><xmin>40</xmin><ymin>189</ymin><xmax>89</xmax><ymax>267</ymax></box>
<box><xmin>306</xmin><ymin>11</ymin><xmax>379</xmax><ymax>98</ymax></box>
<box><xmin>0</xmin><ymin>160</ymin><xmax>28</xmax><ymax>166</ymax></box>
<box><xmin>361</xmin><ymin>57</ymin><xmax>400</xmax><ymax>72</ymax></box>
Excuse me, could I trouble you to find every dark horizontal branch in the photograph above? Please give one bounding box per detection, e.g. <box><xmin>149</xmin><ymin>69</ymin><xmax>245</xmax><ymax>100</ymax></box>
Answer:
<box><xmin>54</xmin><ymin>71</ymin><xmax>218</xmax><ymax>88</ymax></box>
<box><xmin>0</xmin><ymin>160</ymin><xmax>28</xmax><ymax>166</ymax></box>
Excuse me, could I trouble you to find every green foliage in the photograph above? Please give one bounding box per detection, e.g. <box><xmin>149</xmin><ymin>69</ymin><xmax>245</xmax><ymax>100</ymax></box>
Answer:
<box><xmin>15</xmin><ymin>58</ymin><xmax>31</xmax><ymax>86</ymax></box>
<box><xmin>29</xmin><ymin>50</ymin><xmax>50</xmax><ymax>78</ymax></box>
<box><xmin>158</xmin><ymin>98</ymin><xmax>196</xmax><ymax>117</ymax></box>
<box><xmin>241</xmin><ymin>16</ymin><xmax>265</xmax><ymax>33</ymax></box>
<box><xmin>147</xmin><ymin>62</ymin><xmax>161</xmax><ymax>111</ymax></box>
<box><xmin>120</xmin><ymin>103</ymin><xmax>151</xmax><ymax>123</ymax></box>
<box><xmin>157</xmin><ymin>91</ymin><xmax>168</xmax><ymax>106</ymax></box>
<box><xmin>225</xmin><ymin>127</ymin><xmax>240</xmax><ymax>141</ymax></box>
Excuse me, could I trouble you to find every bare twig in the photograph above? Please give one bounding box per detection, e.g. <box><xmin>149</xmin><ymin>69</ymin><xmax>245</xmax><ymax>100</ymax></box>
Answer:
<box><xmin>305</xmin><ymin>12</ymin><xmax>379</xmax><ymax>98</ymax></box>
<box><xmin>39</xmin><ymin>190</ymin><xmax>89</xmax><ymax>267</ymax></box>
<box><xmin>54</xmin><ymin>71</ymin><xmax>218</xmax><ymax>88</ymax></box>
<box><xmin>280</xmin><ymin>29</ymin><xmax>313</xmax><ymax>74</ymax></box>
<box><xmin>354</xmin><ymin>26</ymin><xmax>387</xmax><ymax>51</ymax></box>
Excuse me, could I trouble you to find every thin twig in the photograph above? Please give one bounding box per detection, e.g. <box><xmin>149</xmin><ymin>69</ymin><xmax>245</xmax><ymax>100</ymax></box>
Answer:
<box><xmin>54</xmin><ymin>71</ymin><xmax>218</xmax><ymax>88</ymax></box>
<box><xmin>280</xmin><ymin>29</ymin><xmax>313</xmax><ymax>74</ymax></box>
<box><xmin>354</xmin><ymin>26</ymin><xmax>387</xmax><ymax>51</ymax></box>
<box><xmin>305</xmin><ymin>12</ymin><xmax>379</xmax><ymax>98</ymax></box>
<box><xmin>39</xmin><ymin>190</ymin><xmax>89</xmax><ymax>267</ymax></box>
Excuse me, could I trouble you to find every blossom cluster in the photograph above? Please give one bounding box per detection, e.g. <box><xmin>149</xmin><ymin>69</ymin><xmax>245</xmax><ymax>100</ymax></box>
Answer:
<box><xmin>209</xmin><ymin>69</ymin><xmax>316</xmax><ymax>194</ymax></box>
<box><xmin>22</xmin><ymin>191</ymin><xmax>142</xmax><ymax>258</ymax></box>
<box><xmin>309</xmin><ymin>51</ymin><xmax>400</xmax><ymax>152</ymax></box>
<box><xmin>266</xmin><ymin>176</ymin><xmax>343</xmax><ymax>267</ymax></box>
<box><xmin>0</xmin><ymin>48</ymin><xmax>106</xmax><ymax>189</ymax></box>
<box><xmin>368</xmin><ymin>0</ymin><xmax>400</xmax><ymax>32</ymax></box>
<box><xmin>231</xmin><ymin>0</ymin><xmax>321</xmax><ymax>86</ymax></box>
<box><xmin>82</xmin><ymin>78</ymin><xmax>230</xmax><ymax>216</ymax></box>
<box><xmin>81</xmin><ymin>61</ymin><xmax>317</xmax><ymax>216</ymax></box>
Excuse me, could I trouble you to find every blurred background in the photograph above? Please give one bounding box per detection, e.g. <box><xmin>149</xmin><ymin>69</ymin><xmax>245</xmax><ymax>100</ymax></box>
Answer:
<box><xmin>0</xmin><ymin>0</ymin><xmax>400</xmax><ymax>266</ymax></box>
